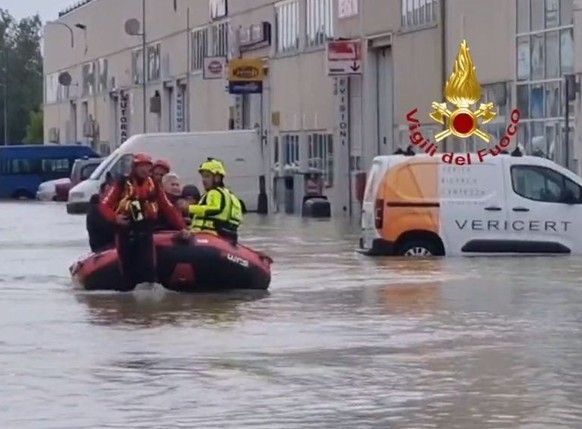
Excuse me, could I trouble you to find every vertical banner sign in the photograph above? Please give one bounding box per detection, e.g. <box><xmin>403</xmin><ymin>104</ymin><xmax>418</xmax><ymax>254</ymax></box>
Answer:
<box><xmin>175</xmin><ymin>86</ymin><xmax>184</xmax><ymax>131</ymax></box>
<box><xmin>333</xmin><ymin>76</ymin><xmax>351</xmax><ymax>213</ymax></box>
<box><xmin>233</xmin><ymin>94</ymin><xmax>243</xmax><ymax>129</ymax></box>
<box><xmin>119</xmin><ymin>93</ymin><xmax>129</xmax><ymax>145</ymax></box>
<box><xmin>335</xmin><ymin>77</ymin><xmax>349</xmax><ymax>149</ymax></box>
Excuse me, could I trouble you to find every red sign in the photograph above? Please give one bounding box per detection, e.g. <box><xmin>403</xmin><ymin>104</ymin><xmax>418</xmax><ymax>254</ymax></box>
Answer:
<box><xmin>327</xmin><ymin>40</ymin><xmax>361</xmax><ymax>61</ymax></box>
<box><xmin>208</xmin><ymin>61</ymin><xmax>222</xmax><ymax>74</ymax></box>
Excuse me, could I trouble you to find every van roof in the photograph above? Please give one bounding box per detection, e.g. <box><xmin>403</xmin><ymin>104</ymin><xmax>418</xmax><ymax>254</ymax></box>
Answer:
<box><xmin>372</xmin><ymin>149</ymin><xmax>540</xmax><ymax>165</ymax></box>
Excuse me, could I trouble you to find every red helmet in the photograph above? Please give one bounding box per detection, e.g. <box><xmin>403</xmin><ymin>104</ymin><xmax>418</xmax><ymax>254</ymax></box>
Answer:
<box><xmin>132</xmin><ymin>153</ymin><xmax>153</xmax><ymax>166</ymax></box>
<box><xmin>153</xmin><ymin>159</ymin><xmax>170</xmax><ymax>171</ymax></box>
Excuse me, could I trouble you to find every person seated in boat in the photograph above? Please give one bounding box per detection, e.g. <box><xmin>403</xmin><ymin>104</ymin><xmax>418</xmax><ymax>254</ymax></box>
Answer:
<box><xmin>152</xmin><ymin>159</ymin><xmax>171</xmax><ymax>185</ymax></box>
<box><xmin>99</xmin><ymin>153</ymin><xmax>188</xmax><ymax>290</ymax></box>
<box><xmin>154</xmin><ymin>172</ymin><xmax>185</xmax><ymax>231</ymax></box>
<box><xmin>177</xmin><ymin>184</ymin><xmax>201</xmax><ymax>223</ymax></box>
<box><xmin>162</xmin><ymin>172</ymin><xmax>183</xmax><ymax>203</ymax></box>
<box><xmin>187</xmin><ymin>158</ymin><xmax>243</xmax><ymax>244</ymax></box>
<box><xmin>86</xmin><ymin>182</ymin><xmax>115</xmax><ymax>253</ymax></box>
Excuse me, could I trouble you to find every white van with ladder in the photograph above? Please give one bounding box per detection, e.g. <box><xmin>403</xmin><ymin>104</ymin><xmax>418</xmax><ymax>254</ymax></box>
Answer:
<box><xmin>67</xmin><ymin>130</ymin><xmax>267</xmax><ymax>214</ymax></box>
<box><xmin>359</xmin><ymin>151</ymin><xmax>582</xmax><ymax>256</ymax></box>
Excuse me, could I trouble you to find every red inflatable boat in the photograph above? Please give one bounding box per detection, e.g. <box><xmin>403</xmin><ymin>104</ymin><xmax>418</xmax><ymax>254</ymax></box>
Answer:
<box><xmin>70</xmin><ymin>232</ymin><xmax>273</xmax><ymax>292</ymax></box>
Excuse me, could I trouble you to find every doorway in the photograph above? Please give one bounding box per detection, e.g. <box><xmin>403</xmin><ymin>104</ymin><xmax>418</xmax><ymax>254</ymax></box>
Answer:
<box><xmin>373</xmin><ymin>47</ymin><xmax>394</xmax><ymax>155</ymax></box>
<box><xmin>165</xmin><ymin>85</ymin><xmax>174</xmax><ymax>131</ymax></box>
<box><xmin>69</xmin><ymin>101</ymin><xmax>78</xmax><ymax>143</ymax></box>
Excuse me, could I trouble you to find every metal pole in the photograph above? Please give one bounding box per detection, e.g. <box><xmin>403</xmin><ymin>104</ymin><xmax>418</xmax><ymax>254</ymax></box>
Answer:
<box><xmin>142</xmin><ymin>0</ymin><xmax>147</xmax><ymax>133</ymax></box>
<box><xmin>440</xmin><ymin>0</ymin><xmax>447</xmax><ymax>152</ymax></box>
<box><xmin>1</xmin><ymin>84</ymin><xmax>7</xmax><ymax>145</ymax></box>
<box><xmin>186</xmin><ymin>7</ymin><xmax>191</xmax><ymax>131</ymax></box>
<box><xmin>565</xmin><ymin>76</ymin><xmax>570</xmax><ymax>169</ymax></box>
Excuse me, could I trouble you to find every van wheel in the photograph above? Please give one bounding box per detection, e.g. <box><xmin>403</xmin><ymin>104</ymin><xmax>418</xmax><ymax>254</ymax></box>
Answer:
<box><xmin>397</xmin><ymin>239</ymin><xmax>438</xmax><ymax>257</ymax></box>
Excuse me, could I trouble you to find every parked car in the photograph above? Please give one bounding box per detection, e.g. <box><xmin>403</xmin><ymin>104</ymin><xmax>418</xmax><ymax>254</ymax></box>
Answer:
<box><xmin>36</xmin><ymin>178</ymin><xmax>71</xmax><ymax>201</ymax></box>
<box><xmin>36</xmin><ymin>157</ymin><xmax>103</xmax><ymax>202</ymax></box>
<box><xmin>55</xmin><ymin>157</ymin><xmax>104</xmax><ymax>202</ymax></box>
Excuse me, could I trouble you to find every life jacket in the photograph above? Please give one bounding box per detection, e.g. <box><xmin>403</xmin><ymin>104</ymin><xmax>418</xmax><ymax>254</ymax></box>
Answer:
<box><xmin>116</xmin><ymin>176</ymin><xmax>159</xmax><ymax>222</ymax></box>
<box><xmin>191</xmin><ymin>187</ymin><xmax>242</xmax><ymax>234</ymax></box>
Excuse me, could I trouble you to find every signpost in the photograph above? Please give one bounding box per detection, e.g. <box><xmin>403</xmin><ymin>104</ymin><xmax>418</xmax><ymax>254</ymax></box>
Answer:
<box><xmin>326</xmin><ymin>40</ymin><xmax>362</xmax><ymax>76</ymax></box>
<box><xmin>228</xmin><ymin>58</ymin><xmax>264</xmax><ymax>94</ymax></box>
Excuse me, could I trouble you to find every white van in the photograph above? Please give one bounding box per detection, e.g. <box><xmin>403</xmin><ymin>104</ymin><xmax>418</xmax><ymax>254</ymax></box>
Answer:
<box><xmin>359</xmin><ymin>152</ymin><xmax>582</xmax><ymax>256</ymax></box>
<box><xmin>67</xmin><ymin>130</ymin><xmax>266</xmax><ymax>214</ymax></box>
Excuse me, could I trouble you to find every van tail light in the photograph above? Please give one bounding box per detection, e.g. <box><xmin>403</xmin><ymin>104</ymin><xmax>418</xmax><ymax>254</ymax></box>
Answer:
<box><xmin>374</xmin><ymin>199</ymin><xmax>384</xmax><ymax>229</ymax></box>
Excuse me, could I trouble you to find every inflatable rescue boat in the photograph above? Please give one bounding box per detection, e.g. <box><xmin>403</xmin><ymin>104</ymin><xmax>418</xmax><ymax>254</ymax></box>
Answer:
<box><xmin>70</xmin><ymin>232</ymin><xmax>272</xmax><ymax>292</ymax></box>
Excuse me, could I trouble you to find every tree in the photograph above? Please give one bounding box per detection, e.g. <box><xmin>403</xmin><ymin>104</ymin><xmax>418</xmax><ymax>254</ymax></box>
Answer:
<box><xmin>23</xmin><ymin>109</ymin><xmax>43</xmax><ymax>143</ymax></box>
<box><xmin>0</xmin><ymin>9</ymin><xmax>43</xmax><ymax>145</ymax></box>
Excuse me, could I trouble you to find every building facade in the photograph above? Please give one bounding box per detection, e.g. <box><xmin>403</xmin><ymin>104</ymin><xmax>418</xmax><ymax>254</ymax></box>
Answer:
<box><xmin>43</xmin><ymin>0</ymin><xmax>578</xmax><ymax>216</ymax></box>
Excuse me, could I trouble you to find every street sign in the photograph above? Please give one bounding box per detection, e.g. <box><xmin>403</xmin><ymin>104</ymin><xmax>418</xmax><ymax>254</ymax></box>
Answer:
<box><xmin>228</xmin><ymin>58</ymin><xmax>264</xmax><ymax>94</ymax></box>
<box><xmin>326</xmin><ymin>40</ymin><xmax>362</xmax><ymax>76</ymax></box>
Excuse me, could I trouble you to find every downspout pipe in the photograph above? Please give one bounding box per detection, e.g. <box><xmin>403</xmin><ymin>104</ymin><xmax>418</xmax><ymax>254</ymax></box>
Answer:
<box><xmin>440</xmin><ymin>0</ymin><xmax>447</xmax><ymax>151</ymax></box>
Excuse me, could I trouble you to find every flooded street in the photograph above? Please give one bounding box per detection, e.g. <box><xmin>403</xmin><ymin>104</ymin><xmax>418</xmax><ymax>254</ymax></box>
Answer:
<box><xmin>2</xmin><ymin>202</ymin><xmax>582</xmax><ymax>428</ymax></box>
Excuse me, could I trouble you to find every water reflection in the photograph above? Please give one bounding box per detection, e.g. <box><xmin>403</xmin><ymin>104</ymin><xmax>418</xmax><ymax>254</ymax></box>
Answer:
<box><xmin>75</xmin><ymin>288</ymin><xmax>270</xmax><ymax>328</ymax></box>
<box><xmin>379</xmin><ymin>281</ymin><xmax>442</xmax><ymax>314</ymax></box>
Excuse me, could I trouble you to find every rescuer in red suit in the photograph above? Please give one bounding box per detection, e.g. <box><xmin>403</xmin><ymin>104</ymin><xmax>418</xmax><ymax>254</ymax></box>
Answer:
<box><xmin>99</xmin><ymin>153</ymin><xmax>187</xmax><ymax>290</ymax></box>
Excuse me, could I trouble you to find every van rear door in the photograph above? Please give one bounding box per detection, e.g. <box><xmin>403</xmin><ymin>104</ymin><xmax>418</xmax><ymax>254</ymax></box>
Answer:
<box><xmin>360</xmin><ymin>158</ymin><xmax>386</xmax><ymax>250</ymax></box>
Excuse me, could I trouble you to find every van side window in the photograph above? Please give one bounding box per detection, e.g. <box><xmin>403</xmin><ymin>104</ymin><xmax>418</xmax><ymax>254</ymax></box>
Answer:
<box><xmin>511</xmin><ymin>165</ymin><xmax>582</xmax><ymax>203</ymax></box>
<box><xmin>80</xmin><ymin>164</ymin><xmax>98</xmax><ymax>180</ymax></box>
<box><xmin>110</xmin><ymin>154</ymin><xmax>134</xmax><ymax>178</ymax></box>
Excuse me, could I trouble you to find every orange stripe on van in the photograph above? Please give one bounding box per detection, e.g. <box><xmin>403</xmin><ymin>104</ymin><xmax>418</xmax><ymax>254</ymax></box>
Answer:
<box><xmin>379</xmin><ymin>157</ymin><xmax>439</xmax><ymax>242</ymax></box>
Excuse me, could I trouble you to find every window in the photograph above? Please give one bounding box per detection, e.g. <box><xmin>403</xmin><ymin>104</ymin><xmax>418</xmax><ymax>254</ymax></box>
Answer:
<box><xmin>306</xmin><ymin>0</ymin><xmax>334</xmax><ymax>48</ymax></box>
<box><xmin>81</xmin><ymin>62</ymin><xmax>95</xmax><ymax>96</ymax></box>
<box><xmin>481</xmin><ymin>83</ymin><xmax>509</xmax><ymax>117</ymax></box>
<box><xmin>401</xmin><ymin>0</ymin><xmax>437</xmax><ymax>28</ymax></box>
<box><xmin>1</xmin><ymin>159</ymin><xmax>37</xmax><ymax>175</ymax></box>
<box><xmin>276</xmin><ymin>0</ymin><xmax>300</xmax><ymax>53</ymax></box>
<box><xmin>147</xmin><ymin>44</ymin><xmax>161</xmax><ymax>82</ymax></box>
<box><xmin>273</xmin><ymin>136</ymin><xmax>279</xmax><ymax>166</ymax></box>
<box><xmin>191</xmin><ymin>27</ymin><xmax>208</xmax><ymax>70</ymax></box>
<box><xmin>560</xmin><ymin>0</ymin><xmax>573</xmax><ymax>26</ymax></box>
<box><xmin>517</xmin><ymin>0</ymin><xmax>529</xmax><ymax>33</ymax></box>
<box><xmin>545</xmin><ymin>81</ymin><xmax>560</xmax><ymax>117</ymax></box>
<box><xmin>545</xmin><ymin>0</ymin><xmax>559</xmax><ymax>27</ymax></box>
<box><xmin>98</xmin><ymin>58</ymin><xmax>108</xmax><ymax>93</ymax></box>
<box><xmin>531</xmin><ymin>0</ymin><xmax>544</xmax><ymax>31</ymax></box>
<box><xmin>545</xmin><ymin>31</ymin><xmax>559</xmax><ymax>78</ymax></box>
<box><xmin>560</xmin><ymin>29</ymin><xmax>574</xmax><ymax>74</ymax></box>
<box><xmin>80</xmin><ymin>163</ymin><xmax>98</xmax><ymax>180</ymax></box>
<box><xmin>308</xmin><ymin>133</ymin><xmax>334</xmax><ymax>186</ymax></box>
<box><xmin>282</xmin><ymin>134</ymin><xmax>299</xmax><ymax>167</ymax></box>
<box><xmin>530</xmin><ymin>33</ymin><xmax>543</xmax><ymax>80</ymax></box>
<box><xmin>42</xmin><ymin>158</ymin><xmax>70</xmax><ymax>174</ymax></box>
<box><xmin>111</xmin><ymin>154</ymin><xmax>134</xmax><ymax>178</ymax></box>
<box><xmin>210</xmin><ymin>0</ymin><xmax>227</xmax><ymax>20</ymax></box>
<box><xmin>511</xmin><ymin>165</ymin><xmax>582</xmax><ymax>203</ymax></box>
<box><xmin>45</xmin><ymin>74</ymin><xmax>58</xmax><ymax>104</ymax></box>
<box><xmin>131</xmin><ymin>49</ymin><xmax>144</xmax><ymax>84</ymax></box>
<box><xmin>211</xmin><ymin>22</ymin><xmax>228</xmax><ymax>57</ymax></box>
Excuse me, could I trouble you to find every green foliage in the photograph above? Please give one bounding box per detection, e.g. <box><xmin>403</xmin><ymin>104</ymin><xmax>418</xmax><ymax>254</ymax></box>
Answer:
<box><xmin>23</xmin><ymin>109</ymin><xmax>43</xmax><ymax>144</ymax></box>
<box><xmin>0</xmin><ymin>9</ymin><xmax>43</xmax><ymax>145</ymax></box>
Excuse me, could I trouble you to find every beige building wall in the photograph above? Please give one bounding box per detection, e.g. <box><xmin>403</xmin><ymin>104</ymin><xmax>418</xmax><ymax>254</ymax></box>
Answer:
<box><xmin>43</xmin><ymin>0</ymin><xmax>580</xmax><ymax>215</ymax></box>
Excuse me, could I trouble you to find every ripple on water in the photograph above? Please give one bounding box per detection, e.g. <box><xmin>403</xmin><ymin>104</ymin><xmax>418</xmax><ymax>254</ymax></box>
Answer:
<box><xmin>1</xmin><ymin>208</ymin><xmax>582</xmax><ymax>427</ymax></box>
